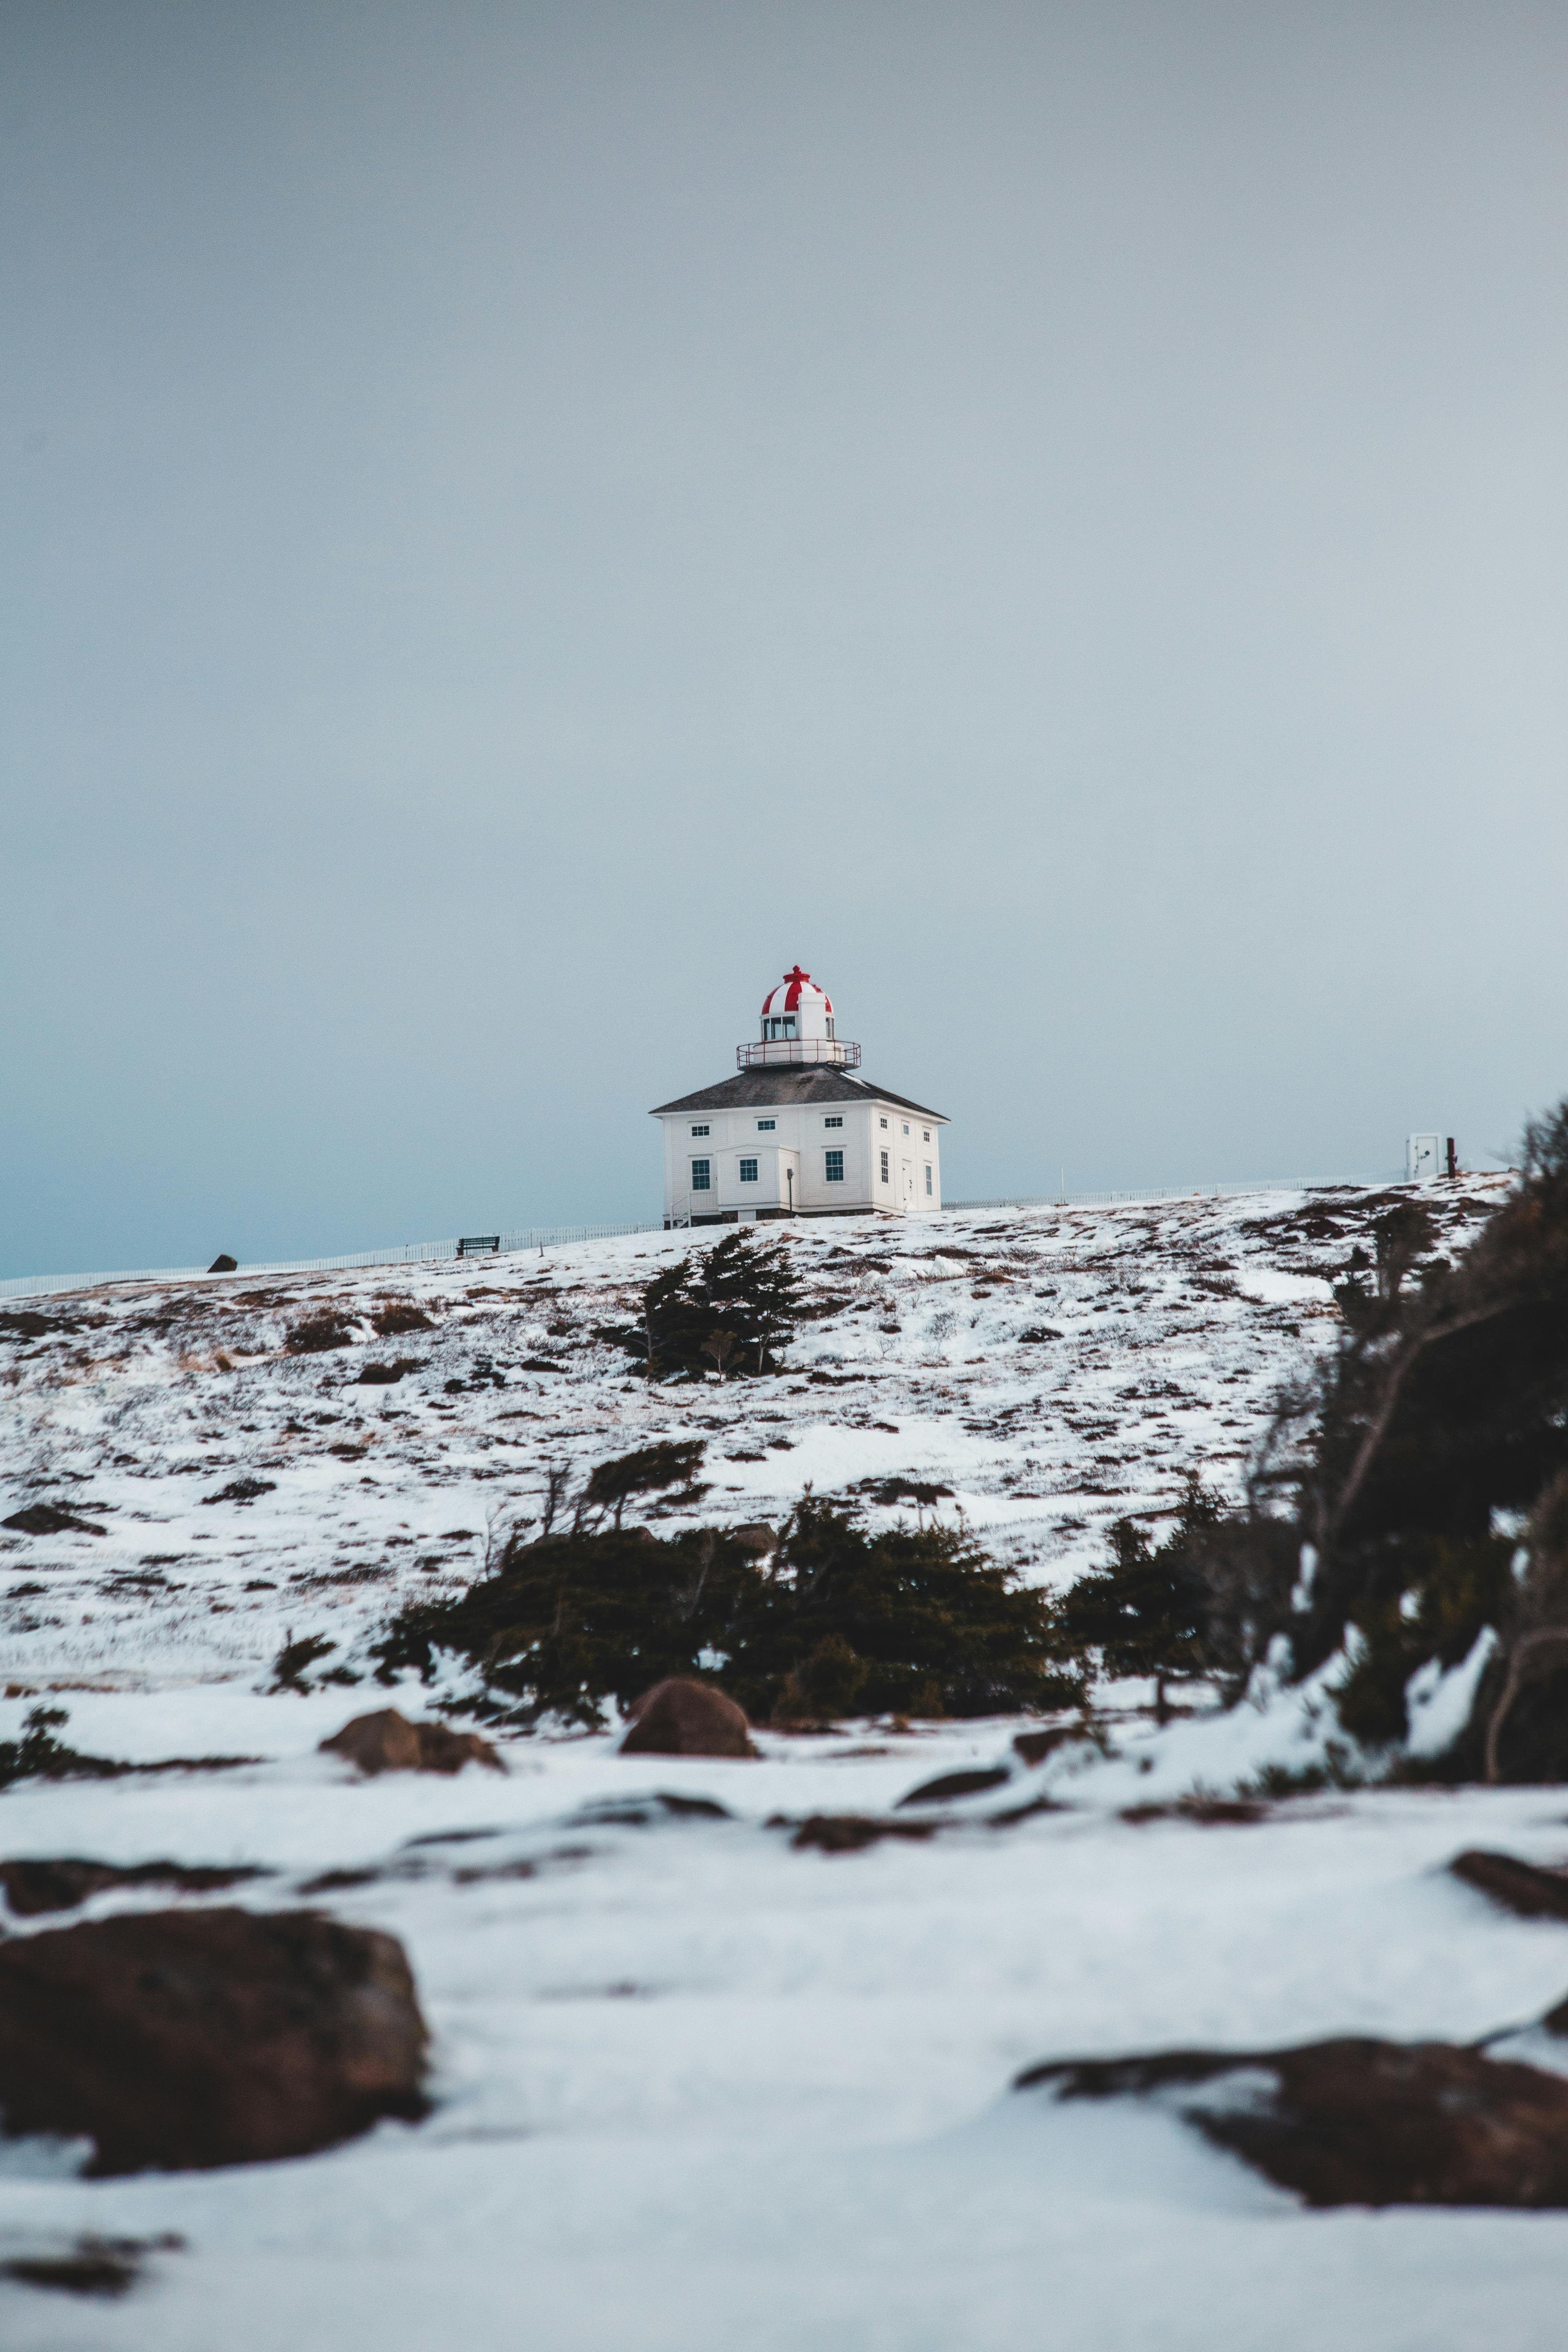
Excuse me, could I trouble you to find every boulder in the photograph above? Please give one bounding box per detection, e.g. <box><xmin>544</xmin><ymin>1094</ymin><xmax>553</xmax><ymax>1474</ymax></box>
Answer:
<box><xmin>620</xmin><ymin>1678</ymin><xmax>755</xmax><ymax>1758</ymax></box>
<box><xmin>730</xmin><ymin>1522</ymin><xmax>779</xmax><ymax>1558</ymax></box>
<box><xmin>0</xmin><ymin>1907</ymin><xmax>428</xmax><ymax>2174</ymax></box>
<box><xmin>319</xmin><ymin>1708</ymin><xmax>503</xmax><ymax>1777</ymax></box>
<box><xmin>207</xmin><ymin>1254</ymin><xmax>239</xmax><ymax>1274</ymax></box>
<box><xmin>1018</xmin><ymin>2033</ymin><xmax>1568</xmax><ymax>2208</ymax></box>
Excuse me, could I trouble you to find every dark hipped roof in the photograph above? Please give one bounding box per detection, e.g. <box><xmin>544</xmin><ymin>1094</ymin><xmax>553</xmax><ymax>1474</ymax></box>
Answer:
<box><xmin>649</xmin><ymin>1070</ymin><xmax>948</xmax><ymax>1122</ymax></box>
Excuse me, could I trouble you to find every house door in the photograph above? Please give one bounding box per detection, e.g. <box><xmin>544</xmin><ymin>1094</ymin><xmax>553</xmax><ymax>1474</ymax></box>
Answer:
<box><xmin>901</xmin><ymin>1156</ymin><xmax>914</xmax><ymax>1209</ymax></box>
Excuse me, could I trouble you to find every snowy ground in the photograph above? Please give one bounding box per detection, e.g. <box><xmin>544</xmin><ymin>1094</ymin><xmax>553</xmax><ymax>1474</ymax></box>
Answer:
<box><xmin>7</xmin><ymin>1179</ymin><xmax>1566</xmax><ymax>2349</ymax></box>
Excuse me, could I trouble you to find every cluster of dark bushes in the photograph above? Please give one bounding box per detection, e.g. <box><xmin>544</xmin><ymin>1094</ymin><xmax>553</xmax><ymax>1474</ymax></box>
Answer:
<box><xmin>1060</xmin><ymin>1102</ymin><xmax>1568</xmax><ymax>1779</ymax></box>
<box><xmin>375</xmin><ymin>1448</ymin><xmax>1078</xmax><ymax>1730</ymax></box>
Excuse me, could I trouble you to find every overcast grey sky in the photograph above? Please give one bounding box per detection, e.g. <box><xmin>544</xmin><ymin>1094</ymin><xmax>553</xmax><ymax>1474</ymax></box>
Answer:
<box><xmin>4</xmin><ymin>1</ymin><xmax>1567</xmax><ymax>1274</ymax></box>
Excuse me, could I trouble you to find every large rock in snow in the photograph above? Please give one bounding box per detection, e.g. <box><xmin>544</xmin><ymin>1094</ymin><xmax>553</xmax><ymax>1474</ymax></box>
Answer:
<box><xmin>621</xmin><ymin>1678</ymin><xmax>755</xmax><ymax>1758</ymax></box>
<box><xmin>319</xmin><ymin>1707</ymin><xmax>503</xmax><ymax>1776</ymax></box>
<box><xmin>1018</xmin><ymin>2032</ymin><xmax>1568</xmax><ymax>2208</ymax></box>
<box><xmin>0</xmin><ymin>1908</ymin><xmax>428</xmax><ymax>2174</ymax></box>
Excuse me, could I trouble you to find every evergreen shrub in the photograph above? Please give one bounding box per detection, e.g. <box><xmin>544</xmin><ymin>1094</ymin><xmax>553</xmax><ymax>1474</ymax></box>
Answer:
<box><xmin>373</xmin><ymin>1483</ymin><xmax>1080</xmax><ymax>1729</ymax></box>
<box><xmin>621</xmin><ymin>1232</ymin><xmax>801</xmax><ymax>1380</ymax></box>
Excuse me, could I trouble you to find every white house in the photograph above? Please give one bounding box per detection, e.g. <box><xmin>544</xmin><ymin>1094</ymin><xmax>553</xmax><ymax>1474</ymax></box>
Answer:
<box><xmin>651</xmin><ymin>966</ymin><xmax>949</xmax><ymax>1227</ymax></box>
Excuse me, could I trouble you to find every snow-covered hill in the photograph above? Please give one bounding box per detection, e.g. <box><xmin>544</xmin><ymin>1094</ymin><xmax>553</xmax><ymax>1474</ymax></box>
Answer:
<box><xmin>0</xmin><ymin>1179</ymin><xmax>1508</xmax><ymax>1691</ymax></box>
<box><xmin>6</xmin><ymin>1176</ymin><xmax>1564</xmax><ymax>2352</ymax></box>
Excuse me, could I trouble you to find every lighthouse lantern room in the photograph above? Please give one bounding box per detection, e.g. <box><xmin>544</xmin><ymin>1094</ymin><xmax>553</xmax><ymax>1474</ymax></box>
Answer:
<box><xmin>651</xmin><ymin>966</ymin><xmax>947</xmax><ymax>1225</ymax></box>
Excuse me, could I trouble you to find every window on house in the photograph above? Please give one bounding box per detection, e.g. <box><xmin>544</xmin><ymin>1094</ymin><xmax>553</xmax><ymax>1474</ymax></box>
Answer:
<box><xmin>739</xmin><ymin>1158</ymin><xmax>758</xmax><ymax>1183</ymax></box>
<box><xmin>825</xmin><ymin>1150</ymin><xmax>844</xmax><ymax>1182</ymax></box>
<box><xmin>691</xmin><ymin>1124</ymin><xmax>710</xmax><ymax>1137</ymax></box>
<box><xmin>879</xmin><ymin>1116</ymin><xmax>888</xmax><ymax>1129</ymax></box>
<box><xmin>902</xmin><ymin>1123</ymin><xmax>910</xmax><ymax>1135</ymax></box>
<box><xmin>757</xmin><ymin>1118</ymin><xmax>776</xmax><ymax>1131</ymax></box>
<box><xmin>691</xmin><ymin>1159</ymin><xmax>711</xmax><ymax>1191</ymax></box>
<box><xmin>879</xmin><ymin>1150</ymin><xmax>890</xmax><ymax>1184</ymax></box>
<box><xmin>922</xmin><ymin>1129</ymin><xmax>930</xmax><ymax>1142</ymax></box>
<box><xmin>924</xmin><ymin>1164</ymin><xmax>933</xmax><ymax>1196</ymax></box>
<box><xmin>824</xmin><ymin>1116</ymin><xmax>842</xmax><ymax>1128</ymax></box>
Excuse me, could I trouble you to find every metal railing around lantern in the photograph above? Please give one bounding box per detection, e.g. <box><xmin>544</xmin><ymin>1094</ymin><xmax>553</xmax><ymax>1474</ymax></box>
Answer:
<box><xmin>736</xmin><ymin>1039</ymin><xmax>861</xmax><ymax>1070</ymax></box>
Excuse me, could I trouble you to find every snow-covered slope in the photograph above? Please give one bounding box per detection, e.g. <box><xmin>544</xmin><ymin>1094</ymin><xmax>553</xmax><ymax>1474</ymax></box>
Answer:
<box><xmin>7</xmin><ymin>1178</ymin><xmax>1564</xmax><ymax>2352</ymax></box>
<box><xmin>0</xmin><ymin>1179</ymin><xmax>1508</xmax><ymax>1690</ymax></box>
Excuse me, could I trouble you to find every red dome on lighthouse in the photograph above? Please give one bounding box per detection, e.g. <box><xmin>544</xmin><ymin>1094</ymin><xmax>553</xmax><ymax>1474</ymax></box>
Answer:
<box><xmin>761</xmin><ymin>965</ymin><xmax>833</xmax><ymax>1021</ymax></box>
<box><xmin>738</xmin><ymin>965</ymin><xmax>859</xmax><ymax>1070</ymax></box>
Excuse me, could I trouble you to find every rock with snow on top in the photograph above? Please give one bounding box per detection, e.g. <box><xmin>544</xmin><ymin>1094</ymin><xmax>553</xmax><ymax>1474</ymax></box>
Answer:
<box><xmin>1018</xmin><ymin>2026</ymin><xmax>1568</xmax><ymax>2208</ymax></box>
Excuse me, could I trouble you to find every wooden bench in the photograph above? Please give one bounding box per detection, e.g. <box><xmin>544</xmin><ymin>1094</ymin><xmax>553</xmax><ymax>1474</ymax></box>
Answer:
<box><xmin>457</xmin><ymin>1235</ymin><xmax>500</xmax><ymax>1258</ymax></box>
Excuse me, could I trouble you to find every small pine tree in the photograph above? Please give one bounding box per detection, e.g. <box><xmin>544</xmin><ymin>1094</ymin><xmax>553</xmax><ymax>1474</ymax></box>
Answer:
<box><xmin>629</xmin><ymin>1232</ymin><xmax>801</xmax><ymax>1380</ymax></box>
<box><xmin>1061</xmin><ymin>1479</ymin><xmax>1215</xmax><ymax>1720</ymax></box>
<box><xmin>579</xmin><ymin>1441</ymin><xmax>706</xmax><ymax>1530</ymax></box>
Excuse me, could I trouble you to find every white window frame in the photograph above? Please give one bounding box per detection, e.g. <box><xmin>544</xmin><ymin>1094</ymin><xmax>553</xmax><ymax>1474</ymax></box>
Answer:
<box><xmin>924</xmin><ymin>1163</ymin><xmax>933</xmax><ymax>1196</ymax></box>
<box><xmin>739</xmin><ymin>1157</ymin><xmax>759</xmax><ymax>1183</ymax></box>
<box><xmin>879</xmin><ymin>1149</ymin><xmax>890</xmax><ymax>1184</ymax></box>
<box><xmin>691</xmin><ymin>1158</ymin><xmax>712</xmax><ymax>1191</ymax></box>
<box><xmin>757</xmin><ymin>1118</ymin><xmax>776</xmax><ymax>1131</ymax></box>
<box><xmin>824</xmin><ymin>1116</ymin><xmax>843</xmax><ymax>1128</ymax></box>
<box><xmin>824</xmin><ymin>1149</ymin><xmax>845</xmax><ymax>1183</ymax></box>
<box><xmin>691</xmin><ymin>1124</ymin><xmax>710</xmax><ymax>1137</ymax></box>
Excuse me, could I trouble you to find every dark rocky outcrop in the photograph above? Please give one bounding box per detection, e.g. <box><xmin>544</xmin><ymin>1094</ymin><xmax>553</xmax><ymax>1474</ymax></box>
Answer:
<box><xmin>1012</xmin><ymin>1724</ymin><xmax>1092</xmax><ymax>1768</ymax></box>
<box><xmin>319</xmin><ymin>1708</ymin><xmax>504</xmax><ymax>1776</ymax></box>
<box><xmin>620</xmin><ymin>1678</ymin><xmax>755</xmax><ymax>1758</ymax></box>
<box><xmin>1120</xmin><ymin>1796</ymin><xmax>1269</xmax><ymax>1827</ymax></box>
<box><xmin>1018</xmin><ymin>2031</ymin><xmax>1568</xmax><ymax>2207</ymax></box>
<box><xmin>0</xmin><ymin>1856</ymin><xmax>269</xmax><ymax>1918</ymax></box>
<box><xmin>788</xmin><ymin>1812</ymin><xmax>939</xmax><ymax>1854</ymax></box>
<box><xmin>207</xmin><ymin>1255</ymin><xmax>238</xmax><ymax>1274</ymax></box>
<box><xmin>896</xmin><ymin>1765</ymin><xmax>1012</xmax><ymax>1807</ymax></box>
<box><xmin>0</xmin><ymin>1908</ymin><xmax>429</xmax><ymax>2174</ymax></box>
<box><xmin>3</xmin><ymin>1501</ymin><xmax>105</xmax><ymax>1537</ymax></box>
<box><xmin>1450</xmin><ymin>1847</ymin><xmax>1568</xmax><ymax>1922</ymax></box>
<box><xmin>2</xmin><ymin>2233</ymin><xmax>183</xmax><ymax>2299</ymax></box>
